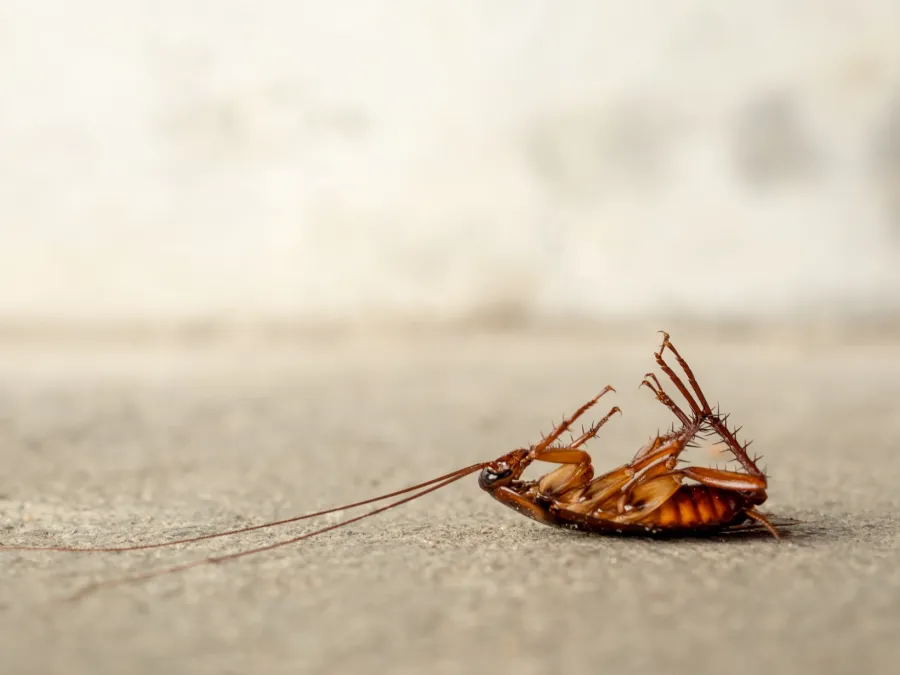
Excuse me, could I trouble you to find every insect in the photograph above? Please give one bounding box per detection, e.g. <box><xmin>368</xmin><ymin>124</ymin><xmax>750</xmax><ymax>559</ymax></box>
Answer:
<box><xmin>1</xmin><ymin>332</ymin><xmax>781</xmax><ymax>599</ymax></box>
<box><xmin>479</xmin><ymin>332</ymin><xmax>777</xmax><ymax>537</ymax></box>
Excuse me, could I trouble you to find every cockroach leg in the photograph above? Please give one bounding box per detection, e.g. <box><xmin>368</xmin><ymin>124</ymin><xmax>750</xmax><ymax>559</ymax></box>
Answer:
<box><xmin>531</xmin><ymin>447</ymin><xmax>592</xmax><ymax>465</ymax></box>
<box><xmin>533</xmin><ymin>404</ymin><xmax>620</xmax><ymax>498</ymax></box>
<box><xmin>612</xmin><ymin>463</ymin><xmax>667</xmax><ymax>512</ymax></box>
<box><xmin>630</xmin><ymin>431</ymin><xmax>674</xmax><ymax>462</ymax></box>
<box><xmin>640</xmin><ymin>372</ymin><xmax>691</xmax><ymax>426</ymax></box>
<box><xmin>678</xmin><ymin>466</ymin><xmax>767</xmax><ymax>496</ymax></box>
<box><xmin>652</xmin><ymin>341</ymin><xmax>704</xmax><ymax>418</ymax></box>
<box><xmin>621</xmin><ymin>433</ymin><xmax>685</xmax><ymax>479</ymax></box>
<box><xmin>614</xmin><ymin>427</ymin><xmax>697</xmax><ymax>512</ymax></box>
<box><xmin>537</xmin><ymin>462</ymin><xmax>593</xmax><ymax>500</ymax></box>
<box><xmin>707</xmin><ymin>433</ymin><xmax>766</xmax><ymax>480</ymax></box>
<box><xmin>560</xmin><ymin>465</ymin><xmax>635</xmax><ymax>513</ymax></box>
<box><xmin>652</xmin><ymin>333</ymin><xmax>766</xmax><ymax>481</ymax></box>
<box><xmin>745</xmin><ymin>509</ymin><xmax>780</xmax><ymax>538</ymax></box>
<box><xmin>621</xmin><ymin>452</ymin><xmax>678</xmax><ymax>492</ymax></box>
<box><xmin>568</xmin><ymin>405</ymin><xmax>623</xmax><ymax>449</ymax></box>
<box><xmin>533</xmin><ymin>385</ymin><xmax>616</xmax><ymax>453</ymax></box>
<box><xmin>658</xmin><ymin>331</ymin><xmax>712</xmax><ymax>413</ymax></box>
<box><xmin>489</xmin><ymin>389</ymin><xmax>617</xmax><ymax>502</ymax></box>
<box><xmin>532</xmin><ymin>405</ymin><xmax>619</xmax><ymax>475</ymax></box>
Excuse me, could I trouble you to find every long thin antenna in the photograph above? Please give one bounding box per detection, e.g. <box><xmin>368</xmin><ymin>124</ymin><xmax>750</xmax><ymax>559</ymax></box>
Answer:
<box><xmin>1</xmin><ymin>463</ymin><xmax>485</xmax><ymax>553</ymax></box>
<box><xmin>67</xmin><ymin>463</ymin><xmax>484</xmax><ymax>601</ymax></box>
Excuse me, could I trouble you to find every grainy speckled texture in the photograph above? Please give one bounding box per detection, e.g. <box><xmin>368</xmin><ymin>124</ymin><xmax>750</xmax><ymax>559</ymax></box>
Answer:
<box><xmin>1</xmin><ymin>331</ymin><xmax>898</xmax><ymax>675</ymax></box>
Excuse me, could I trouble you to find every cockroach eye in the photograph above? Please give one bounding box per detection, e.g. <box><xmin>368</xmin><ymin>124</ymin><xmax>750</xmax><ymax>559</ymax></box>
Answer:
<box><xmin>479</xmin><ymin>465</ymin><xmax>512</xmax><ymax>486</ymax></box>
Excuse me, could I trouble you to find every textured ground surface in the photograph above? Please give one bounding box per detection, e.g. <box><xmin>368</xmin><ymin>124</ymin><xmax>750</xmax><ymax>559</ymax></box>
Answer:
<box><xmin>1</xmin><ymin>329</ymin><xmax>898</xmax><ymax>675</ymax></box>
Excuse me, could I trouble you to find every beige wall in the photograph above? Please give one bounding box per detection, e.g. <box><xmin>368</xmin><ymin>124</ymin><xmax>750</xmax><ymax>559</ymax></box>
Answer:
<box><xmin>2</xmin><ymin>2</ymin><xmax>899</xmax><ymax>324</ymax></box>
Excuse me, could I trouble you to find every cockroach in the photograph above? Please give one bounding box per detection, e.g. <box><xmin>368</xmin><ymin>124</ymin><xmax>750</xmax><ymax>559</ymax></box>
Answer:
<box><xmin>478</xmin><ymin>332</ymin><xmax>778</xmax><ymax>537</ymax></box>
<box><xmin>0</xmin><ymin>332</ymin><xmax>781</xmax><ymax>599</ymax></box>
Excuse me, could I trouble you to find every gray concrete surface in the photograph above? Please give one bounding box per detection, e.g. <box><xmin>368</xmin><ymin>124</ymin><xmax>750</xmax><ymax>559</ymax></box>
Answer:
<box><xmin>0</xmin><ymin>330</ymin><xmax>898</xmax><ymax>675</ymax></box>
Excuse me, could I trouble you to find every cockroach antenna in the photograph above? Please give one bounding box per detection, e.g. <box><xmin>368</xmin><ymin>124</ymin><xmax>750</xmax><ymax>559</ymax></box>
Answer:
<box><xmin>1</xmin><ymin>464</ymin><xmax>485</xmax><ymax>554</ymax></box>
<box><xmin>63</xmin><ymin>464</ymin><xmax>485</xmax><ymax>601</ymax></box>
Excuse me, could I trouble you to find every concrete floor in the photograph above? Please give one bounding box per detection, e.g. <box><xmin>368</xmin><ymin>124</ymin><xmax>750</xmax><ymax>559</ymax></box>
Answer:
<box><xmin>0</xmin><ymin>329</ymin><xmax>898</xmax><ymax>674</ymax></box>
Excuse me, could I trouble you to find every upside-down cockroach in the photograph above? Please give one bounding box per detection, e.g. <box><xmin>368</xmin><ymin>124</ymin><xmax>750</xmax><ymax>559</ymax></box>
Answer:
<box><xmin>1</xmin><ymin>332</ymin><xmax>783</xmax><ymax>599</ymax></box>
<box><xmin>478</xmin><ymin>332</ymin><xmax>778</xmax><ymax>537</ymax></box>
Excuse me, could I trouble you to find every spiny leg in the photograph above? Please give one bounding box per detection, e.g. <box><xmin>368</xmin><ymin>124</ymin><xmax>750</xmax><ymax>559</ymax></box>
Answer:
<box><xmin>698</xmin><ymin>415</ymin><xmax>765</xmax><ymax>480</ymax></box>
<box><xmin>534</xmin><ymin>405</ymin><xmax>621</xmax><ymax>500</ymax></box>
<box><xmin>533</xmin><ymin>385</ymin><xmax>616</xmax><ymax>454</ymax></box>
<box><xmin>640</xmin><ymin>372</ymin><xmax>691</xmax><ymax>426</ymax></box>
<box><xmin>658</xmin><ymin>331</ymin><xmax>713</xmax><ymax>413</ymax></box>
<box><xmin>655</xmin><ymin>332</ymin><xmax>765</xmax><ymax>479</ymax></box>
<box><xmin>638</xmin><ymin>372</ymin><xmax>707</xmax><ymax>474</ymax></box>
<box><xmin>629</xmin><ymin>424</ymin><xmax>699</xmax><ymax>474</ymax></box>
<box><xmin>653</xmin><ymin>332</ymin><xmax>707</xmax><ymax>418</ymax></box>
<box><xmin>630</xmin><ymin>426</ymin><xmax>683</xmax><ymax>463</ymax></box>
<box><xmin>567</xmin><ymin>405</ymin><xmax>622</xmax><ymax>450</ymax></box>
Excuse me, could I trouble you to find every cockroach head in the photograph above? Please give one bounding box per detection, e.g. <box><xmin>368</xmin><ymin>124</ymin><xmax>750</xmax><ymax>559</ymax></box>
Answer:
<box><xmin>478</xmin><ymin>449</ymin><xmax>529</xmax><ymax>490</ymax></box>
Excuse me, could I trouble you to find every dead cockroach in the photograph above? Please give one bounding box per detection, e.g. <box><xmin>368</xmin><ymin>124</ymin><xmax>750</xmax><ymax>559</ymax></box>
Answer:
<box><xmin>0</xmin><ymin>332</ymin><xmax>781</xmax><ymax>598</ymax></box>
<box><xmin>479</xmin><ymin>331</ymin><xmax>778</xmax><ymax>537</ymax></box>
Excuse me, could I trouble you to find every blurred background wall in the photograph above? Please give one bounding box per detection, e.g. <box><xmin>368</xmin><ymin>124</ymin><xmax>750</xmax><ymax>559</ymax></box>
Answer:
<box><xmin>1</xmin><ymin>1</ymin><xmax>899</xmax><ymax>328</ymax></box>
